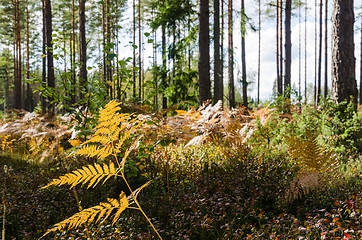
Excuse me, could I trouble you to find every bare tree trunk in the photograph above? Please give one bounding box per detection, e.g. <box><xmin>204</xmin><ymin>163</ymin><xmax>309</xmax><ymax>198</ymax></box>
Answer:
<box><xmin>44</xmin><ymin>0</ymin><xmax>55</xmax><ymax>115</ymax></box>
<box><xmin>162</xmin><ymin>25</ymin><xmax>167</xmax><ymax>109</ymax></box>
<box><xmin>305</xmin><ymin>0</ymin><xmax>308</xmax><ymax>103</ymax></box>
<box><xmin>360</xmin><ymin>6</ymin><xmax>362</xmax><ymax>104</ymax></box>
<box><xmin>285</xmin><ymin>0</ymin><xmax>291</xmax><ymax>99</ymax></box>
<box><xmin>133</xmin><ymin>0</ymin><xmax>136</xmax><ymax>99</ymax></box>
<box><xmin>331</xmin><ymin>0</ymin><xmax>357</xmax><ymax>104</ymax></box>
<box><xmin>79</xmin><ymin>0</ymin><xmax>87</xmax><ymax>100</ymax></box>
<box><xmin>241</xmin><ymin>0</ymin><xmax>247</xmax><ymax>108</ymax></box>
<box><xmin>317</xmin><ymin>0</ymin><xmax>323</xmax><ymax>104</ymax></box>
<box><xmin>314</xmin><ymin>0</ymin><xmax>317</xmax><ymax>105</ymax></box>
<box><xmin>71</xmin><ymin>0</ymin><xmax>76</xmax><ymax>104</ymax></box>
<box><xmin>257</xmin><ymin>0</ymin><xmax>261</xmax><ymax>104</ymax></box>
<box><xmin>199</xmin><ymin>0</ymin><xmax>211</xmax><ymax>104</ymax></box>
<box><xmin>298</xmin><ymin>1</ymin><xmax>301</xmax><ymax>102</ymax></box>
<box><xmin>324</xmin><ymin>0</ymin><xmax>328</xmax><ymax>98</ymax></box>
<box><xmin>279</xmin><ymin>0</ymin><xmax>283</xmax><ymax>92</ymax></box>
<box><xmin>42</xmin><ymin>0</ymin><xmax>46</xmax><ymax>113</ymax></box>
<box><xmin>14</xmin><ymin>0</ymin><xmax>22</xmax><ymax>110</ymax></box>
<box><xmin>26</xmin><ymin>2</ymin><xmax>31</xmax><ymax>111</ymax></box>
<box><xmin>276</xmin><ymin>0</ymin><xmax>281</xmax><ymax>94</ymax></box>
<box><xmin>138</xmin><ymin>0</ymin><xmax>142</xmax><ymax>99</ymax></box>
<box><xmin>228</xmin><ymin>0</ymin><xmax>235</xmax><ymax>107</ymax></box>
<box><xmin>213</xmin><ymin>0</ymin><xmax>223</xmax><ymax>104</ymax></box>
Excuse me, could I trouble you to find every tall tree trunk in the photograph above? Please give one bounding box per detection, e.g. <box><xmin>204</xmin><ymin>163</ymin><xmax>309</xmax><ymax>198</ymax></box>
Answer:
<box><xmin>133</xmin><ymin>0</ymin><xmax>136</xmax><ymax>99</ymax></box>
<box><xmin>213</xmin><ymin>0</ymin><xmax>223</xmax><ymax>104</ymax></box>
<box><xmin>360</xmin><ymin>6</ymin><xmax>362</xmax><ymax>104</ymax></box>
<box><xmin>26</xmin><ymin>2</ymin><xmax>31</xmax><ymax>111</ymax></box>
<box><xmin>71</xmin><ymin>0</ymin><xmax>76</xmax><ymax>104</ymax></box>
<box><xmin>221</xmin><ymin>0</ymin><xmax>224</xmax><ymax>101</ymax></box>
<box><xmin>257</xmin><ymin>0</ymin><xmax>261</xmax><ymax>104</ymax></box>
<box><xmin>138</xmin><ymin>0</ymin><xmax>142</xmax><ymax>99</ymax></box>
<box><xmin>279</xmin><ymin>0</ymin><xmax>283</xmax><ymax>92</ymax></box>
<box><xmin>241</xmin><ymin>0</ymin><xmax>247</xmax><ymax>108</ymax></box>
<box><xmin>314</xmin><ymin>0</ymin><xmax>317</xmax><ymax>105</ymax></box>
<box><xmin>42</xmin><ymin>0</ymin><xmax>46</xmax><ymax>113</ymax></box>
<box><xmin>317</xmin><ymin>0</ymin><xmax>323</xmax><ymax>104</ymax></box>
<box><xmin>14</xmin><ymin>0</ymin><xmax>22</xmax><ymax>110</ymax></box>
<box><xmin>305</xmin><ymin>0</ymin><xmax>308</xmax><ymax>103</ymax></box>
<box><xmin>228</xmin><ymin>0</ymin><xmax>235</xmax><ymax>107</ymax></box>
<box><xmin>285</xmin><ymin>0</ymin><xmax>291</xmax><ymax>98</ymax></box>
<box><xmin>276</xmin><ymin>0</ymin><xmax>281</xmax><ymax>94</ymax></box>
<box><xmin>106</xmin><ymin>0</ymin><xmax>112</xmax><ymax>99</ymax></box>
<box><xmin>298</xmin><ymin>1</ymin><xmax>301</xmax><ymax>102</ymax></box>
<box><xmin>162</xmin><ymin>25</ymin><xmax>167</xmax><ymax>109</ymax></box>
<box><xmin>324</xmin><ymin>0</ymin><xmax>328</xmax><ymax>98</ymax></box>
<box><xmin>79</xmin><ymin>0</ymin><xmax>87</xmax><ymax>99</ymax></box>
<box><xmin>198</xmin><ymin>0</ymin><xmax>211</xmax><ymax>104</ymax></box>
<box><xmin>44</xmin><ymin>0</ymin><xmax>55</xmax><ymax>115</ymax></box>
<box><xmin>331</xmin><ymin>0</ymin><xmax>357</xmax><ymax>104</ymax></box>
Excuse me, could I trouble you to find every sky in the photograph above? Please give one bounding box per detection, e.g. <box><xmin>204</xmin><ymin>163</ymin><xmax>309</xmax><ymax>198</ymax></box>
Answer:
<box><xmin>116</xmin><ymin>1</ymin><xmax>362</xmax><ymax>103</ymax></box>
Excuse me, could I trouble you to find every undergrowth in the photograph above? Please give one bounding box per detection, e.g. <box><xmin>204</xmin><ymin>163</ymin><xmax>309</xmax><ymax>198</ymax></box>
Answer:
<box><xmin>0</xmin><ymin>100</ymin><xmax>361</xmax><ymax>239</ymax></box>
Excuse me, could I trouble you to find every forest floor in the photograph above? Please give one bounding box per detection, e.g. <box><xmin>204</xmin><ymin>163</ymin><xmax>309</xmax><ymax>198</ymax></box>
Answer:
<box><xmin>0</xmin><ymin>100</ymin><xmax>362</xmax><ymax>239</ymax></box>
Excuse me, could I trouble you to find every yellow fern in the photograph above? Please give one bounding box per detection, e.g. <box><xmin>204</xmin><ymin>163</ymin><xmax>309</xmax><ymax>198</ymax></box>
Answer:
<box><xmin>42</xmin><ymin>100</ymin><xmax>162</xmax><ymax>239</ymax></box>
<box><xmin>41</xmin><ymin>192</ymin><xmax>129</xmax><ymax>238</ymax></box>
<box><xmin>41</xmin><ymin>161</ymin><xmax>117</xmax><ymax>189</ymax></box>
<box><xmin>285</xmin><ymin>131</ymin><xmax>338</xmax><ymax>173</ymax></box>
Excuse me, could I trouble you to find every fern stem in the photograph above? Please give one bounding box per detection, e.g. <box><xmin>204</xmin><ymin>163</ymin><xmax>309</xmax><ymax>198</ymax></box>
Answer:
<box><xmin>121</xmin><ymin>173</ymin><xmax>163</xmax><ymax>240</ymax></box>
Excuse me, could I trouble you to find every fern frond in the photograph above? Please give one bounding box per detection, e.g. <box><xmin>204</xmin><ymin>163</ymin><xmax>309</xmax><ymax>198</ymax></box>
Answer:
<box><xmin>41</xmin><ymin>192</ymin><xmax>129</xmax><ymax>238</ymax></box>
<box><xmin>285</xmin><ymin>131</ymin><xmax>337</xmax><ymax>173</ymax></box>
<box><xmin>41</xmin><ymin>161</ymin><xmax>117</xmax><ymax>189</ymax></box>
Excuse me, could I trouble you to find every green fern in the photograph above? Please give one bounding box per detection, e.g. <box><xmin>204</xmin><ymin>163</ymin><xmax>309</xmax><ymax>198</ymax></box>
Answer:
<box><xmin>41</xmin><ymin>101</ymin><xmax>162</xmax><ymax>239</ymax></box>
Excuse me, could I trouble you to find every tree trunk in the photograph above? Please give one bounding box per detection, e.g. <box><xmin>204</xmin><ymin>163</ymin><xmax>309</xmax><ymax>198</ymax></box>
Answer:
<box><xmin>133</xmin><ymin>0</ymin><xmax>136</xmax><ymax>99</ymax></box>
<box><xmin>198</xmin><ymin>0</ymin><xmax>211</xmax><ymax>104</ymax></box>
<box><xmin>44</xmin><ymin>0</ymin><xmax>55</xmax><ymax>114</ymax></box>
<box><xmin>257</xmin><ymin>0</ymin><xmax>261</xmax><ymax>104</ymax></box>
<box><xmin>228</xmin><ymin>0</ymin><xmax>235</xmax><ymax>107</ymax></box>
<box><xmin>72</xmin><ymin>0</ymin><xmax>76</xmax><ymax>104</ymax></box>
<box><xmin>360</xmin><ymin>6</ymin><xmax>362</xmax><ymax>104</ymax></box>
<box><xmin>276</xmin><ymin>0</ymin><xmax>281</xmax><ymax>94</ymax></box>
<box><xmin>26</xmin><ymin>2</ymin><xmax>31</xmax><ymax>111</ymax></box>
<box><xmin>285</xmin><ymin>0</ymin><xmax>291</xmax><ymax>98</ymax></box>
<box><xmin>317</xmin><ymin>0</ymin><xmax>323</xmax><ymax>104</ymax></box>
<box><xmin>14</xmin><ymin>0</ymin><xmax>22</xmax><ymax>110</ymax></box>
<box><xmin>331</xmin><ymin>0</ymin><xmax>357</xmax><ymax>104</ymax></box>
<box><xmin>241</xmin><ymin>0</ymin><xmax>247</xmax><ymax>108</ymax></box>
<box><xmin>138</xmin><ymin>0</ymin><xmax>142</xmax><ymax>99</ymax></box>
<box><xmin>324</xmin><ymin>0</ymin><xmax>328</xmax><ymax>98</ymax></box>
<box><xmin>213</xmin><ymin>0</ymin><xmax>223</xmax><ymax>104</ymax></box>
<box><xmin>42</xmin><ymin>0</ymin><xmax>46</xmax><ymax>113</ymax></box>
<box><xmin>279</xmin><ymin>0</ymin><xmax>283</xmax><ymax>92</ymax></box>
<box><xmin>162</xmin><ymin>25</ymin><xmax>167</xmax><ymax>110</ymax></box>
<box><xmin>305</xmin><ymin>0</ymin><xmax>308</xmax><ymax>103</ymax></box>
<box><xmin>79</xmin><ymin>0</ymin><xmax>87</xmax><ymax>99</ymax></box>
<box><xmin>314</xmin><ymin>0</ymin><xmax>317</xmax><ymax>105</ymax></box>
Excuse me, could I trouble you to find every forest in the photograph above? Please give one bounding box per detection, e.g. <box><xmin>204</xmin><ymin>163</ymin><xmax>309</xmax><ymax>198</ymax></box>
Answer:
<box><xmin>0</xmin><ymin>0</ymin><xmax>362</xmax><ymax>239</ymax></box>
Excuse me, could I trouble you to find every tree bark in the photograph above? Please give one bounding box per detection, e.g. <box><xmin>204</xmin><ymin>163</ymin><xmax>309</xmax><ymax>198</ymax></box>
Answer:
<box><xmin>317</xmin><ymin>0</ymin><xmax>323</xmax><ymax>104</ymax></box>
<box><xmin>44</xmin><ymin>0</ymin><xmax>55</xmax><ymax>114</ymax></box>
<box><xmin>331</xmin><ymin>0</ymin><xmax>358</xmax><ymax>104</ymax></box>
<box><xmin>285</xmin><ymin>0</ymin><xmax>291</xmax><ymax>98</ymax></box>
<box><xmin>198</xmin><ymin>0</ymin><xmax>211</xmax><ymax>104</ymax></box>
<box><xmin>14</xmin><ymin>0</ymin><xmax>22</xmax><ymax>110</ymax></box>
<box><xmin>79</xmin><ymin>0</ymin><xmax>87</xmax><ymax>99</ymax></box>
<box><xmin>257</xmin><ymin>0</ymin><xmax>261</xmax><ymax>104</ymax></box>
<box><xmin>213</xmin><ymin>0</ymin><xmax>223</xmax><ymax>104</ymax></box>
<box><xmin>324</xmin><ymin>0</ymin><xmax>328</xmax><ymax>98</ymax></box>
<box><xmin>241</xmin><ymin>0</ymin><xmax>247</xmax><ymax>108</ymax></box>
<box><xmin>228</xmin><ymin>0</ymin><xmax>235</xmax><ymax>107</ymax></box>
